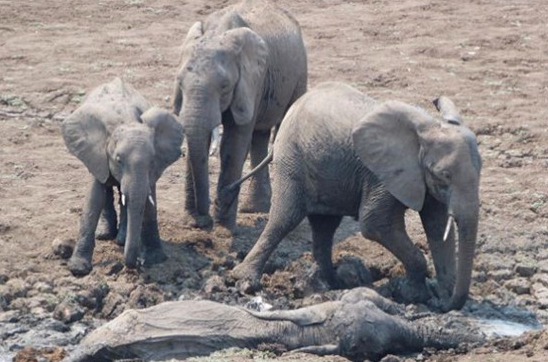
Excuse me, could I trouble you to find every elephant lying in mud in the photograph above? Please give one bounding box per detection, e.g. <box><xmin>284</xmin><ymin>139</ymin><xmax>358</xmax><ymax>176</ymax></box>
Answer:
<box><xmin>173</xmin><ymin>0</ymin><xmax>307</xmax><ymax>232</ymax></box>
<box><xmin>231</xmin><ymin>82</ymin><xmax>482</xmax><ymax>311</ymax></box>
<box><xmin>64</xmin><ymin>288</ymin><xmax>481</xmax><ymax>362</ymax></box>
<box><xmin>62</xmin><ymin>78</ymin><xmax>183</xmax><ymax>276</ymax></box>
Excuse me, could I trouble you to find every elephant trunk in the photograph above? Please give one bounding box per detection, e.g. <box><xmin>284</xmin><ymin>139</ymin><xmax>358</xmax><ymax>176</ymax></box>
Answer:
<box><xmin>447</xmin><ymin>190</ymin><xmax>479</xmax><ymax>311</ymax></box>
<box><xmin>184</xmin><ymin>125</ymin><xmax>212</xmax><ymax>216</ymax></box>
<box><xmin>181</xmin><ymin>96</ymin><xmax>221</xmax><ymax>216</ymax></box>
<box><xmin>121</xmin><ymin>174</ymin><xmax>149</xmax><ymax>268</ymax></box>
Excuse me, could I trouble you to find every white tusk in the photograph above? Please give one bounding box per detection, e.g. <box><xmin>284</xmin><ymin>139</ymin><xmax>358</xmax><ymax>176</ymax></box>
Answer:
<box><xmin>148</xmin><ymin>194</ymin><xmax>155</xmax><ymax>206</ymax></box>
<box><xmin>443</xmin><ymin>214</ymin><xmax>454</xmax><ymax>242</ymax></box>
<box><xmin>121</xmin><ymin>194</ymin><xmax>126</xmax><ymax>206</ymax></box>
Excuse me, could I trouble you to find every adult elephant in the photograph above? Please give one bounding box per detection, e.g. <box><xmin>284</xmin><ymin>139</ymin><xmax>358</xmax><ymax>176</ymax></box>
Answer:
<box><xmin>173</xmin><ymin>0</ymin><xmax>307</xmax><ymax>232</ymax></box>
<box><xmin>62</xmin><ymin>78</ymin><xmax>183</xmax><ymax>276</ymax></box>
<box><xmin>232</xmin><ymin>82</ymin><xmax>482</xmax><ymax>311</ymax></box>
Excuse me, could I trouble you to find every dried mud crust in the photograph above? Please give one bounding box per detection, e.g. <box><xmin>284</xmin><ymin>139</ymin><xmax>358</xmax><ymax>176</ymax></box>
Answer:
<box><xmin>1</xmin><ymin>0</ymin><xmax>548</xmax><ymax>361</ymax></box>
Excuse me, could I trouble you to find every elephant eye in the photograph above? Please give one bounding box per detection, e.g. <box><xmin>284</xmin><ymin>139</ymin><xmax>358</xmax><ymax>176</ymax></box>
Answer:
<box><xmin>115</xmin><ymin>155</ymin><xmax>123</xmax><ymax>165</ymax></box>
<box><xmin>434</xmin><ymin>169</ymin><xmax>451</xmax><ymax>183</ymax></box>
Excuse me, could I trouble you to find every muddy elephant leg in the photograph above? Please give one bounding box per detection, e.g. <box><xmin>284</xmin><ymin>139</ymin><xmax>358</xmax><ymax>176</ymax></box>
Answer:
<box><xmin>141</xmin><ymin>184</ymin><xmax>167</xmax><ymax>266</ymax></box>
<box><xmin>96</xmin><ymin>186</ymin><xmax>118</xmax><ymax>240</ymax></box>
<box><xmin>116</xmin><ymin>186</ymin><xmax>127</xmax><ymax>246</ymax></box>
<box><xmin>420</xmin><ymin>194</ymin><xmax>456</xmax><ymax>300</ymax></box>
<box><xmin>214</xmin><ymin>117</ymin><xmax>254</xmax><ymax>231</ymax></box>
<box><xmin>360</xmin><ymin>188</ymin><xmax>428</xmax><ymax>303</ymax></box>
<box><xmin>231</xmin><ymin>180</ymin><xmax>307</xmax><ymax>288</ymax></box>
<box><xmin>308</xmin><ymin>214</ymin><xmax>343</xmax><ymax>288</ymax></box>
<box><xmin>240</xmin><ymin>129</ymin><xmax>272</xmax><ymax>213</ymax></box>
<box><xmin>68</xmin><ymin>178</ymin><xmax>106</xmax><ymax>276</ymax></box>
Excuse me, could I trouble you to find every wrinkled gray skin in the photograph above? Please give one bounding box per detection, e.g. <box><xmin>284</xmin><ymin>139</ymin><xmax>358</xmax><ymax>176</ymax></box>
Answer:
<box><xmin>64</xmin><ymin>288</ymin><xmax>480</xmax><ymax>362</ymax></box>
<box><xmin>173</xmin><ymin>0</ymin><xmax>307</xmax><ymax>231</ymax></box>
<box><xmin>232</xmin><ymin>82</ymin><xmax>482</xmax><ymax>311</ymax></box>
<box><xmin>62</xmin><ymin>78</ymin><xmax>183</xmax><ymax>276</ymax></box>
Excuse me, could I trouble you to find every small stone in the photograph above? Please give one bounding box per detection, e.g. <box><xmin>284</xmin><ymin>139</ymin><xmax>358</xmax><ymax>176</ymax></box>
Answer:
<box><xmin>52</xmin><ymin>238</ymin><xmax>75</xmax><ymax>259</ymax></box>
<box><xmin>515</xmin><ymin>263</ymin><xmax>537</xmax><ymax>277</ymax></box>
<box><xmin>203</xmin><ymin>275</ymin><xmax>227</xmax><ymax>295</ymax></box>
<box><xmin>106</xmin><ymin>261</ymin><xmax>124</xmax><ymax>275</ymax></box>
<box><xmin>0</xmin><ymin>310</ymin><xmax>20</xmax><ymax>323</ymax></box>
<box><xmin>101</xmin><ymin>292</ymin><xmax>125</xmax><ymax>318</ymax></box>
<box><xmin>0</xmin><ymin>278</ymin><xmax>30</xmax><ymax>304</ymax></box>
<box><xmin>380</xmin><ymin>355</ymin><xmax>403</xmax><ymax>362</ymax></box>
<box><xmin>488</xmin><ymin>269</ymin><xmax>513</xmax><ymax>282</ymax></box>
<box><xmin>504</xmin><ymin>278</ymin><xmax>531</xmax><ymax>295</ymax></box>
<box><xmin>53</xmin><ymin>301</ymin><xmax>85</xmax><ymax>324</ymax></box>
<box><xmin>34</xmin><ymin>281</ymin><xmax>54</xmax><ymax>294</ymax></box>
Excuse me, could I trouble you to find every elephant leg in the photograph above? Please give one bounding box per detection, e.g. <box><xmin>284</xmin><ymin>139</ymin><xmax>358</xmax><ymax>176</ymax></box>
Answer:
<box><xmin>231</xmin><ymin>180</ymin><xmax>307</xmax><ymax>288</ymax></box>
<box><xmin>141</xmin><ymin>184</ymin><xmax>167</xmax><ymax>266</ymax></box>
<box><xmin>116</xmin><ymin>186</ymin><xmax>127</xmax><ymax>246</ymax></box>
<box><xmin>68</xmin><ymin>177</ymin><xmax>106</xmax><ymax>276</ymax></box>
<box><xmin>96</xmin><ymin>186</ymin><xmax>118</xmax><ymax>240</ymax></box>
<box><xmin>214</xmin><ymin>118</ymin><xmax>254</xmax><ymax>231</ymax></box>
<box><xmin>308</xmin><ymin>214</ymin><xmax>342</xmax><ymax>288</ymax></box>
<box><xmin>420</xmin><ymin>194</ymin><xmax>456</xmax><ymax>300</ymax></box>
<box><xmin>240</xmin><ymin>129</ymin><xmax>272</xmax><ymax>213</ymax></box>
<box><xmin>183</xmin><ymin>156</ymin><xmax>213</xmax><ymax>229</ymax></box>
<box><xmin>360</xmin><ymin>188</ymin><xmax>428</xmax><ymax>303</ymax></box>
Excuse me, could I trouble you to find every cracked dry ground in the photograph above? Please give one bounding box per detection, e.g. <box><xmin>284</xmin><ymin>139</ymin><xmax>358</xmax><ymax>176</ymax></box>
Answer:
<box><xmin>1</xmin><ymin>0</ymin><xmax>548</xmax><ymax>361</ymax></box>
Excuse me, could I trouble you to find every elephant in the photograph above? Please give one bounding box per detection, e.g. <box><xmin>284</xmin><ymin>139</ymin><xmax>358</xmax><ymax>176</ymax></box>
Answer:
<box><xmin>63</xmin><ymin>287</ymin><xmax>481</xmax><ymax>362</ymax></box>
<box><xmin>62</xmin><ymin>78</ymin><xmax>183</xmax><ymax>276</ymax></box>
<box><xmin>172</xmin><ymin>0</ymin><xmax>307</xmax><ymax>232</ymax></box>
<box><xmin>231</xmin><ymin>82</ymin><xmax>482</xmax><ymax>311</ymax></box>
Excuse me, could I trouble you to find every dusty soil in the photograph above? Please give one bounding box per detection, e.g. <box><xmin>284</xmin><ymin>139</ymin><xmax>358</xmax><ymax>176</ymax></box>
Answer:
<box><xmin>1</xmin><ymin>0</ymin><xmax>547</xmax><ymax>361</ymax></box>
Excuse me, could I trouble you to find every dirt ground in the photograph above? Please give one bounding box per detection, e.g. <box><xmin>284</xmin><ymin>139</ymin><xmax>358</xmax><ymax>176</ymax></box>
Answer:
<box><xmin>1</xmin><ymin>0</ymin><xmax>547</xmax><ymax>361</ymax></box>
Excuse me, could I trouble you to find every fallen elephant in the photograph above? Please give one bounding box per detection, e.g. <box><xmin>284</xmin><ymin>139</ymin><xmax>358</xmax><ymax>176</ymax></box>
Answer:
<box><xmin>65</xmin><ymin>288</ymin><xmax>482</xmax><ymax>362</ymax></box>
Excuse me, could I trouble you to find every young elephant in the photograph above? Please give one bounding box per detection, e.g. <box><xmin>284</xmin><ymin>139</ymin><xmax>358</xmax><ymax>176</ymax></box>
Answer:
<box><xmin>173</xmin><ymin>0</ymin><xmax>307</xmax><ymax>232</ymax></box>
<box><xmin>232</xmin><ymin>82</ymin><xmax>482</xmax><ymax>311</ymax></box>
<box><xmin>62</xmin><ymin>78</ymin><xmax>183</xmax><ymax>276</ymax></box>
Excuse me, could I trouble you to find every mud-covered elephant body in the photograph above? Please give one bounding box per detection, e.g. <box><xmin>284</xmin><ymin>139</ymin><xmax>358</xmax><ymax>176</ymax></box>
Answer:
<box><xmin>232</xmin><ymin>82</ymin><xmax>482</xmax><ymax>311</ymax></box>
<box><xmin>173</xmin><ymin>0</ymin><xmax>307</xmax><ymax>231</ymax></box>
<box><xmin>65</xmin><ymin>288</ymin><xmax>478</xmax><ymax>362</ymax></box>
<box><xmin>62</xmin><ymin>78</ymin><xmax>183</xmax><ymax>276</ymax></box>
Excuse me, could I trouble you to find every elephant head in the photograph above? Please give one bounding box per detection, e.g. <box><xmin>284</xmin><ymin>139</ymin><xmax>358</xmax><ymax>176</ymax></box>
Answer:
<box><xmin>352</xmin><ymin>98</ymin><xmax>481</xmax><ymax>310</ymax></box>
<box><xmin>173</xmin><ymin>18</ymin><xmax>268</xmax><ymax>216</ymax></box>
<box><xmin>62</xmin><ymin>106</ymin><xmax>183</xmax><ymax>267</ymax></box>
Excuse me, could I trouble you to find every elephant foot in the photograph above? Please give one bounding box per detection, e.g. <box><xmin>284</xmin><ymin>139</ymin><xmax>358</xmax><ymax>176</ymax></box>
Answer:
<box><xmin>182</xmin><ymin>212</ymin><xmax>213</xmax><ymax>230</ymax></box>
<box><xmin>68</xmin><ymin>256</ymin><xmax>93</xmax><ymax>277</ymax></box>
<box><xmin>143</xmin><ymin>245</ymin><xmax>168</xmax><ymax>266</ymax></box>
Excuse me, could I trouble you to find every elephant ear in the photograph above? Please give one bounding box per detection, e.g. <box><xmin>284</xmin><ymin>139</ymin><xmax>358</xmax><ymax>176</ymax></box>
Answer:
<box><xmin>224</xmin><ymin>27</ymin><xmax>268</xmax><ymax>126</ymax></box>
<box><xmin>141</xmin><ymin>107</ymin><xmax>184</xmax><ymax>180</ymax></box>
<box><xmin>62</xmin><ymin>110</ymin><xmax>109</xmax><ymax>183</ymax></box>
<box><xmin>352</xmin><ymin>101</ymin><xmax>434</xmax><ymax>211</ymax></box>
<box><xmin>433</xmin><ymin>96</ymin><xmax>462</xmax><ymax>125</ymax></box>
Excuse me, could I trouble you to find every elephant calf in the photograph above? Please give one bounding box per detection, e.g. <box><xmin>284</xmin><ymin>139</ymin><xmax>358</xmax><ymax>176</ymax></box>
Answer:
<box><xmin>232</xmin><ymin>82</ymin><xmax>482</xmax><ymax>311</ymax></box>
<box><xmin>64</xmin><ymin>287</ymin><xmax>481</xmax><ymax>362</ymax></box>
<box><xmin>62</xmin><ymin>78</ymin><xmax>183</xmax><ymax>276</ymax></box>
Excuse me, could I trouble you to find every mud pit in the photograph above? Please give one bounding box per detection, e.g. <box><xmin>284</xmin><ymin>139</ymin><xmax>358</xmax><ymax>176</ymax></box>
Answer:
<box><xmin>1</xmin><ymin>0</ymin><xmax>547</xmax><ymax>361</ymax></box>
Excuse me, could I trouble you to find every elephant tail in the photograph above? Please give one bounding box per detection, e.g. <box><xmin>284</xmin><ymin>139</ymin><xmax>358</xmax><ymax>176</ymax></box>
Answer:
<box><xmin>227</xmin><ymin>150</ymin><xmax>274</xmax><ymax>191</ymax></box>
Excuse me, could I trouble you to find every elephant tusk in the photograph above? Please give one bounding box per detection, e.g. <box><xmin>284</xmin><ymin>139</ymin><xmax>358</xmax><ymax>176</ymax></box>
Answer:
<box><xmin>148</xmin><ymin>194</ymin><xmax>155</xmax><ymax>206</ymax></box>
<box><xmin>121</xmin><ymin>194</ymin><xmax>126</xmax><ymax>206</ymax></box>
<box><xmin>443</xmin><ymin>214</ymin><xmax>454</xmax><ymax>242</ymax></box>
